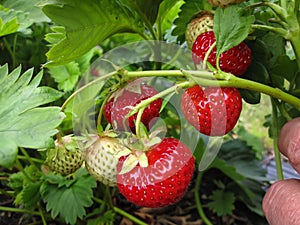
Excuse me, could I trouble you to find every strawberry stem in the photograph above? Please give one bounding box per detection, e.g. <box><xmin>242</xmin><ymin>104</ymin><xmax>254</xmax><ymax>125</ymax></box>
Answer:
<box><xmin>19</xmin><ymin>147</ymin><xmax>41</xmax><ymax>170</ymax></box>
<box><xmin>250</xmin><ymin>0</ymin><xmax>300</xmax><ymax>67</ymax></box>
<box><xmin>262</xmin><ymin>1</ymin><xmax>289</xmax><ymax>22</ymax></box>
<box><xmin>38</xmin><ymin>203</ymin><xmax>47</xmax><ymax>225</ymax></box>
<box><xmin>135</xmin><ymin>106</ymin><xmax>146</xmax><ymax>139</ymax></box>
<box><xmin>92</xmin><ymin>197</ymin><xmax>148</xmax><ymax>225</ymax></box>
<box><xmin>195</xmin><ymin>172</ymin><xmax>214</xmax><ymax>225</ymax></box>
<box><xmin>97</xmin><ymin>94</ymin><xmax>111</xmax><ymax>127</ymax></box>
<box><xmin>251</xmin><ymin>24</ymin><xmax>288</xmax><ymax>37</ymax></box>
<box><xmin>203</xmin><ymin>41</ymin><xmax>217</xmax><ymax>70</ymax></box>
<box><xmin>61</xmin><ymin>71</ymin><xmax>119</xmax><ymax>111</ymax></box>
<box><xmin>128</xmin><ymin>81</ymin><xmax>191</xmax><ymax>116</ymax></box>
<box><xmin>271</xmin><ymin>98</ymin><xmax>284</xmax><ymax>180</ymax></box>
<box><xmin>17</xmin><ymin>155</ymin><xmax>45</xmax><ymax>164</ymax></box>
<box><xmin>0</xmin><ymin>206</ymin><xmax>42</xmax><ymax>216</ymax></box>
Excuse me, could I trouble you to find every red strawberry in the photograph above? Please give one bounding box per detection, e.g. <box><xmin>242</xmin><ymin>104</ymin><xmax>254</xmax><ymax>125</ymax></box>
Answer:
<box><xmin>192</xmin><ymin>31</ymin><xmax>251</xmax><ymax>76</ymax></box>
<box><xmin>104</xmin><ymin>80</ymin><xmax>162</xmax><ymax>132</ymax></box>
<box><xmin>181</xmin><ymin>85</ymin><xmax>242</xmax><ymax>136</ymax></box>
<box><xmin>116</xmin><ymin>138</ymin><xmax>195</xmax><ymax>208</ymax></box>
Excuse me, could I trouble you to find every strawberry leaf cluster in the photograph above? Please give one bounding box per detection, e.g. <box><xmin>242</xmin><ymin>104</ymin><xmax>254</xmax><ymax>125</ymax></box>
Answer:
<box><xmin>40</xmin><ymin>169</ymin><xmax>97</xmax><ymax>225</ymax></box>
<box><xmin>0</xmin><ymin>65</ymin><xmax>64</xmax><ymax>168</ymax></box>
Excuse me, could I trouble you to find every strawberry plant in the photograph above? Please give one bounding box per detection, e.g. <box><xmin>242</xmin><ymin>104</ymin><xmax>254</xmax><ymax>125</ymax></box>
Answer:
<box><xmin>0</xmin><ymin>0</ymin><xmax>300</xmax><ymax>224</ymax></box>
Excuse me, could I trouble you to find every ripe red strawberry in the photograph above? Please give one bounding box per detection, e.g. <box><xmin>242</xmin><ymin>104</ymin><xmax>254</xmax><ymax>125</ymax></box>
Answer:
<box><xmin>207</xmin><ymin>0</ymin><xmax>245</xmax><ymax>7</ymax></box>
<box><xmin>192</xmin><ymin>31</ymin><xmax>251</xmax><ymax>76</ymax></box>
<box><xmin>104</xmin><ymin>80</ymin><xmax>162</xmax><ymax>132</ymax></box>
<box><xmin>116</xmin><ymin>138</ymin><xmax>195</xmax><ymax>208</ymax></box>
<box><xmin>181</xmin><ymin>86</ymin><xmax>242</xmax><ymax>136</ymax></box>
<box><xmin>185</xmin><ymin>11</ymin><xmax>214</xmax><ymax>48</ymax></box>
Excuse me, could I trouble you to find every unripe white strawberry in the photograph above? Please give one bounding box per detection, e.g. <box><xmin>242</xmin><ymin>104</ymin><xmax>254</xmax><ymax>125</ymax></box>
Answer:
<box><xmin>46</xmin><ymin>135</ymin><xmax>84</xmax><ymax>175</ymax></box>
<box><xmin>207</xmin><ymin>0</ymin><xmax>245</xmax><ymax>7</ymax></box>
<box><xmin>84</xmin><ymin>134</ymin><xmax>128</xmax><ymax>187</ymax></box>
<box><xmin>185</xmin><ymin>11</ymin><xmax>214</xmax><ymax>48</ymax></box>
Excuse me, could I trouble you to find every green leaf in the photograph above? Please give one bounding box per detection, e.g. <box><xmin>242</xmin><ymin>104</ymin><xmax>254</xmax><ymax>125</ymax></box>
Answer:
<box><xmin>87</xmin><ymin>210</ymin><xmax>115</xmax><ymax>225</ymax></box>
<box><xmin>236</xmin><ymin>126</ymin><xmax>265</xmax><ymax>160</ymax></box>
<box><xmin>239</xmin><ymin>89</ymin><xmax>261</xmax><ymax>105</ymax></box>
<box><xmin>39</xmin><ymin>0</ymin><xmax>144</xmax><ymax>66</ymax></box>
<box><xmin>119</xmin><ymin>0</ymin><xmax>163</xmax><ymax>25</ymax></box>
<box><xmin>0</xmin><ymin>10</ymin><xmax>19</xmax><ymax>36</ymax></box>
<box><xmin>218</xmin><ymin>139</ymin><xmax>268</xmax><ymax>181</ymax></box>
<box><xmin>214</xmin><ymin>5</ymin><xmax>254</xmax><ymax>56</ymax></box>
<box><xmin>207</xmin><ymin>189</ymin><xmax>235</xmax><ymax>216</ymax></box>
<box><xmin>270</xmin><ymin>55</ymin><xmax>298</xmax><ymax>84</ymax></box>
<box><xmin>172</xmin><ymin>0</ymin><xmax>212</xmax><ymax>43</ymax></box>
<box><xmin>0</xmin><ymin>65</ymin><xmax>64</xmax><ymax>167</ymax></box>
<box><xmin>156</xmin><ymin>0</ymin><xmax>183</xmax><ymax>32</ymax></box>
<box><xmin>211</xmin><ymin>158</ymin><xmax>245</xmax><ymax>182</ymax></box>
<box><xmin>0</xmin><ymin>0</ymin><xmax>50</xmax><ymax>37</ymax></box>
<box><xmin>41</xmin><ymin>170</ymin><xmax>97</xmax><ymax>225</ymax></box>
<box><xmin>49</xmin><ymin>61</ymin><xmax>81</xmax><ymax>92</ymax></box>
<box><xmin>22</xmin><ymin>181</ymin><xmax>42</xmax><ymax>209</ymax></box>
<box><xmin>8</xmin><ymin>165</ymin><xmax>42</xmax><ymax>206</ymax></box>
<box><xmin>0</xmin><ymin>137</ymin><xmax>17</xmax><ymax>168</ymax></box>
<box><xmin>2</xmin><ymin>0</ymin><xmax>50</xmax><ymax>27</ymax></box>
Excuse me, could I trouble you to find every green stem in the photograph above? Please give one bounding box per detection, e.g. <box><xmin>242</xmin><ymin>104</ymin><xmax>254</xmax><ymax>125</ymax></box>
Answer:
<box><xmin>135</xmin><ymin>106</ymin><xmax>146</xmax><ymax>139</ymax></box>
<box><xmin>38</xmin><ymin>204</ymin><xmax>47</xmax><ymax>225</ymax></box>
<box><xmin>97</xmin><ymin>94</ymin><xmax>110</xmax><ymax>128</ymax></box>
<box><xmin>275</xmin><ymin>99</ymin><xmax>293</xmax><ymax>121</ymax></box>
<box><xmin>19</xmin><ymin>148</ymin><xmax>40</xmax><ymax>169</ymax></box>
<box><xmin>126</xmin><ymin>69</ymin><xmax>213</xmax><ymax>78</ymax></box>
<box><xmin>92</xmin><ymin>197</ymin><xmax>148</xmax><ymax>225</ymax></box>
<box><xmin>129</xmin><ymin>81</ymin><xmax>191</xmax><ymax>116</ymax></box>
<box><xmin>0</xmin><ymin>206</ymin><xmax>41</xmax><ymax>216</ymax></box>
<box><xmin>0</xmin><ymin>189</ymin><xmax>14</xmax><ymax>196</ymax></box>
<box><xmin>206</xmin><ymin>42</ymin><xmax>216</xmax><ymax>70</ymax></box>
<box><xmin>113</xmin><ymin>207</ymin><xmax>148</xmax><ymax>225</ymax></box>
<box><xmin>12</xmin><ymin>34</ymin><xmax>18</xmax><ymax>68</ymax></box>
<box><xmin>195</xmin><ymin>172</ymin><xmax>213</xmax><ymax>225</ymax></box>
<box><xmin>218</xmin><ymin>73</ymin><xmax>300</xmax><ymax>110</ymax></box>
<box><xmin>60</xmin><ymin>69</ymin><xmax>300</xmax><ymax>116</ymax></box>
<box><xmin>289</xmin><ymin>31</ymin><xmax>300</xmax><ymax>68</ymax></box>
<box><xmin>161</xmin><ymin>47</ymin><xmax>184</xmax><ymax>70</ymax></box>
<box><xmin>17</xmin><ymin>155</ymin><xmax>45</xmax><ymax>164</ymax></box>
<box><xmin>129</xmin><ymin>70</ymin><xmax>300</xmax><ymax>110</ymax></box>
<box><xmin>295</xmin><ymin>0</ymin><xmax>300</xmax><ymax>16</ymax></box>
<box><xmin>251</xmin><ymin>24</ymin><xmax>288</xmax><ymax>37</ymax></box>
<box><xmin>271</xmin><ymin>98</ymin><xmax>284</xmax><ymax>180</ymax></box>
<box><xmin>250</xmin><ymin>1</ymin><xmax>300</xmax><ymax>67</ymax></box>
<box><xmin>61</xmin><ymin>71</ymin><xmax>118</xmax><ymax>111</ymax></box>
<box><xmin>3</xmin><ymin>35</ymin><xmax>18</xmax><ymax>68</ymax></box>
<box><xmin>104</xmin><ymin>186</ymin><xmax>114</xmax><ymax>210</ymax></box>
<box><xmin>263</xmin><ymin>1</ymin><xmax>288</xmax><ymax>22</ymax></box>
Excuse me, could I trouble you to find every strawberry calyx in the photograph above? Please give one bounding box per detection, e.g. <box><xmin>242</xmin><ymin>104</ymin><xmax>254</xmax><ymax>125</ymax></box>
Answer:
<box><xmin>46</xmin><ymin>135</ymin><xmax>81</xmax><ymax>161</ymax></box>
<box><xmin>116</xmin><ymin>125</ymin><xmax>166</xmax><ymax>175</ymax></box>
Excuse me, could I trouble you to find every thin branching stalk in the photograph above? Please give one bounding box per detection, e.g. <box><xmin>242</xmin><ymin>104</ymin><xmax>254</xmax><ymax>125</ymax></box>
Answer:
<box><xmin>195</xmin><ymin>172</ymin><xmax>214</xmax><ymax>225</ymax></box>
<box><xmin>271</xmin><ymin>98</ymin><xmax>284</xmax><ymax>180</ymax></box>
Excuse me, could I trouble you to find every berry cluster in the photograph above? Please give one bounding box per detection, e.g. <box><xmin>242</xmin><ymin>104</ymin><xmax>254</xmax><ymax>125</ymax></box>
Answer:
<box><xmin>46</xmin><ymin>0</ymin><xmax>252</xmax><ymax>209</ymax></box>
